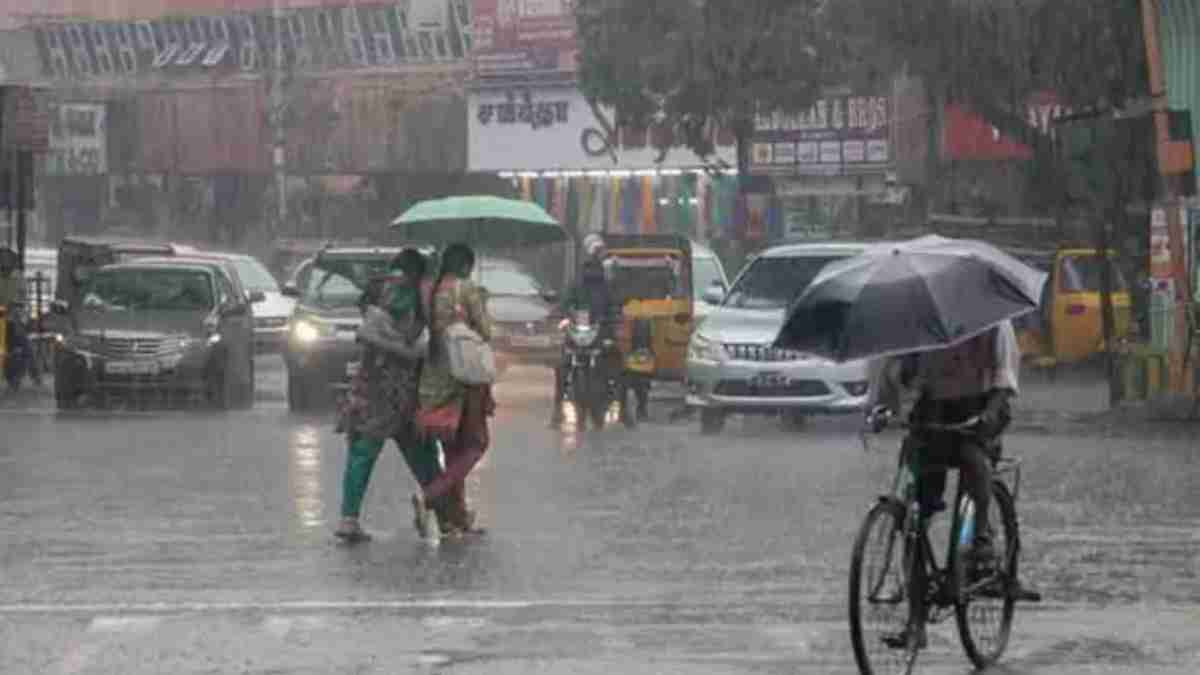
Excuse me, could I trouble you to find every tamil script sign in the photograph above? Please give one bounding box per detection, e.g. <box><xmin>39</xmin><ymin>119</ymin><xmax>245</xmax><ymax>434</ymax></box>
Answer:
<box><xmin>752</xmin><ymin>93</ymin><xmax>891</xmax><ymax>175</ymax></box>
<box><xmin>45</xmin><ymin>103</ymin><xmax>107</xmax><ymax>176</ymax></box>
<box><xmin>469</xmin><ymin>86</ymin><xmax>736</xmax><ymax>171</ymax></box>
<box><xmin>472</xmin><ymin>0</ymin><xmax>577</xmax><ymax>87</ymax></box>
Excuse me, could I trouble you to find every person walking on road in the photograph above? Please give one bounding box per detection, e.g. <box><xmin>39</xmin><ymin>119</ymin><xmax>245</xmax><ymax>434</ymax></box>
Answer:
<box><xmin>334</xmin><ymin>248</ymin><xmax>439</xmax><ymax>543</ymax></box>
<box><xmin>414</xmin><ymin>243</ymin><xmax>494</xmax><ymax>537</ymax></box>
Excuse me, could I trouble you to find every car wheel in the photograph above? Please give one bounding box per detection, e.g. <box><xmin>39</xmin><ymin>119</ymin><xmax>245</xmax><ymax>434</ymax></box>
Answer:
<box><xmin>287</xmin><ymin>371</ymin><xmax>311</xmax><ymax>412</ymax></box>
<box><xmin>700</xmin><ymin>408</ymin><xmax>726</xmax><ymax>435</ymax></box>
<box><xmin>236</xmin><ymin>355</ymin><xmax>255</xmax><ymax>409</ymax></box>
<box><xmin>54</xmin><ymin>365</ymin><xmax>81</xmax><ymax>410</ymax></box>
<box><xmin>207</xmin><ymin>358</ymin><xmax>236</xmax><ymax>410</ymax></box>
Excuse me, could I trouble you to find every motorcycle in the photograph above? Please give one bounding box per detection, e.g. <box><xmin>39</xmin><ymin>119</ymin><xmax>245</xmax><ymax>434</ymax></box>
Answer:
<box><xmin>560</xmin><ymin>310</ymin><xmax>636</xmax><ymax>431</ymax></box>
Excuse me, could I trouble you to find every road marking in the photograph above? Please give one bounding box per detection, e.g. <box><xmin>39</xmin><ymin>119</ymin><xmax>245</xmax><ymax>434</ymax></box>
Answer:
<box><xmin>0</xmin><ymin>596</ymin><xmax>844</xmax><ymax>616</ymax></box>
<box><xmin>88</xmin><ymin>616</ymin><xmax>162</xmax><ymax>634</ymax></box>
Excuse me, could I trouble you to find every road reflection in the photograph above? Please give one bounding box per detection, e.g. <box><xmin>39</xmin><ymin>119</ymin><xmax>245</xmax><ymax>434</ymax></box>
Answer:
<box><xmin>288</xmin><ymin>424</ymin><xmax>325</xmax><ymax>531</ymax></box>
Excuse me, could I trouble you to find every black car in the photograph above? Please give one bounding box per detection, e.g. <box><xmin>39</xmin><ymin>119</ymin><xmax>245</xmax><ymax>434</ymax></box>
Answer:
<box><xmin>282</xmin><ymin>247</ymin><xmax>404</xmax><ymax>411</ymax></box>
<box><xmin>53</xmin><ymin>257</ymin><xmax>262</xmax><ymax>409</ymax></box>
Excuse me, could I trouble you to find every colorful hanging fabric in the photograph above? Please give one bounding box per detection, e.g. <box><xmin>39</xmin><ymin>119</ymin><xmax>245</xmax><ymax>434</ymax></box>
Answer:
<box><xmin>640</xmin><ymin>175</ymin><xmax>655</xmax><ymax>234</ymax></box>
<box><xmin>574</xmin><ymin>177</ymin><xmax>592</xmax><ymax>233</ymax></box>
<box><xmin>520</xmin><ymin>175</ymin><xmax>533</xmax><ymax>201</ymax></box>
<box><xmin>622</xmin><ymin>177</ymin><xmax>640</xmax><ymax>234</ymax></box>
<box><xmin>609</xmin><ymin>177</ymin><xmax>622</xmax><ymax>235</ymax></box>
<box><xmin>565</xmin><ymin>177</ymin><xmax>581</xmax><ymax>233</ymax></box>
<box><xmin>591</xmin><ymin>178</ymin><xmax>608</xmax><ymax>233</ymax></box>
<box><xmin>695</xmin><ymin>173</ymin><xmax>709</xmax><ymax>242</ymax></box>
<box><xmin>676</xmin><ymin>173</ymin><xmax>696</xmax><ymax>237</ymax></box>
<box><xmin>554</xmin><ymin>177</ymin><xmax>569</xmax><ymax>224</ymax></box>
<box><xmin>534</xmin><ymin>177</ymin><xmax>549</xmax><ymax>211</ymax></box>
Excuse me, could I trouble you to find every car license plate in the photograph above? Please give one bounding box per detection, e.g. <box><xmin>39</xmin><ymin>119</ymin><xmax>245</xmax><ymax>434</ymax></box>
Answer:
<box><xmin>751</xmin><ymin>372</ymin><xmax>788</xmax><ymax>388</ymax></box>
<box><xmin>509</xmin><ymin>335</ymin><xmax>553</xmax><ymax>348</ymax></box>
<box><xmin>336</xmin><ymin>329</ymin><xmax>357</xmax><ymax>342</ymax></box>
<box><xmin>105</xmin><ymin>360</ymin><xmax>160</xmax><ymax>376</ymax></box>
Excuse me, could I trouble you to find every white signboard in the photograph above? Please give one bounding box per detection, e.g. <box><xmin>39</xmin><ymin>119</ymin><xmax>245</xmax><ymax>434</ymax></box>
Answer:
<box><xmin>45</xmin><ymin>103</ymin><xmax>106</xmax><ymax>176</ymax></box>
<box><xmin>468</xmin><ymin>87</ymin><xmax>737</xmax><ymax>171</ymax></box>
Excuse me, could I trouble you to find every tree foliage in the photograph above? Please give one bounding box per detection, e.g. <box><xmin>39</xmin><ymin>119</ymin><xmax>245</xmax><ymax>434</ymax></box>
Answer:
<box><xmin>574</xmin><ymin>0</ymin><xmax>834</xmax><ymax>172</ymax></box>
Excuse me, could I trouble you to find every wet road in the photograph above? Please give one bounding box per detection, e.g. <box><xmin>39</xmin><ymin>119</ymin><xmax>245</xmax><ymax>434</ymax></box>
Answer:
<box><xmin>1</xmin><ymin>356</ymin><xmax>1199</xmax><ymax>674</ymax></box>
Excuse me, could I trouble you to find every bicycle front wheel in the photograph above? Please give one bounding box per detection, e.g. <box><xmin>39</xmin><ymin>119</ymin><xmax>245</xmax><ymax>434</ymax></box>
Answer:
<box><xmin>849</xmin><ymin>499</ymin><xmax>917</xmax><ymax>675</ymax></box>
<box><xmin>954</xmin><ymin>480</ymin><xmax>1018</xmax><ymax>668</ymax></box>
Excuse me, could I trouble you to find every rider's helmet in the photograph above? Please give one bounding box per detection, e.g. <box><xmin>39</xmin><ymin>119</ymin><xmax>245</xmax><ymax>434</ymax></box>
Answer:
<box><xmin>582</xmin><ymin>233</ymin><xmax>607</xmax><ymax>260</ymax></box>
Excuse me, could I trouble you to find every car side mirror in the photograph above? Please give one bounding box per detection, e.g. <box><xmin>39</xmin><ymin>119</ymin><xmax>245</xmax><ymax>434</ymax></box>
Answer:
<box><xmin>51</xmin><ymin>299</ymin><xmax>70</xmax><ymax>315</ymax></box>
<box><xmin>247</xmin><ymin>290</ymin><xmax>267</xmax><ymax>304</ymax></box>
<box><xmin>702</xmin><ymin>283</ymin><xmax>726</xmax><ymax>306</ymax></box>
<box><xmin>541</xmin><ymin>289</ymin><xmax>559</xmax><ymax>303</ymax></box>
<box><xmin>222</xmin><ymin>299</ymin><xmax>250</xmax><ymax>316</ymax></box>
<box><xmin>281</xmin><ymin>283</ymin><xmax>300</xmax><ymax>298</ymax></box>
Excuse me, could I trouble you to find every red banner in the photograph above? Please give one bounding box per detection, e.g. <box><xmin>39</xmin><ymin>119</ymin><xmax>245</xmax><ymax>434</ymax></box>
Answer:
<box><xmin>942</xmin><ymin>92</ymin><xmax>1070</xmax><ymax>162</ymax></box>
<box><xmin>473</xmin><ymin>0</ymin><xmax>577</xmax><ymax>85</ymax></box>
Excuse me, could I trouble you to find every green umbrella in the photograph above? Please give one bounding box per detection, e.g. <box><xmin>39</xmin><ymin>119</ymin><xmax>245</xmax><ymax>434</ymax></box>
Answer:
<box><xmin>390</xmin><ymin>195</ymin><xmax>567</xmax><ymax>247</ymax></box>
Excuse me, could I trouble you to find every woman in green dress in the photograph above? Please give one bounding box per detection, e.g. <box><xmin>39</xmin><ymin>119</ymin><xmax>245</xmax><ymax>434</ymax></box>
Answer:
<box><xmin>414</xmin><ymin>243</ymin><xmax>494</xmax><ymax>536</ymax></box>
<box><xmin>334</xmin><ymin>248</ymin><xmax>440</xmax><ymax>542</ymax></box>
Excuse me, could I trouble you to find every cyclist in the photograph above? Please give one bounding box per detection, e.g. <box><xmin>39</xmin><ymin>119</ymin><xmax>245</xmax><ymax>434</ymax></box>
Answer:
<box><xmin>869</xmin><ymin>320</ymin><xmax>1020</xmax><ymax>573</ymax></box>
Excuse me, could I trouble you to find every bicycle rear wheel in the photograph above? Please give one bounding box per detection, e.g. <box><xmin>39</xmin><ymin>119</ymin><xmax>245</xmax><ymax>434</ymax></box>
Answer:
<box><xmin>954</xmin><ymin>481</ymin><xmax>1018</xmax><ymax>668</ymax></box>
<box><xmin>849</xmin><ymin>499</ymin><xmax>918</xmax><ymax>675</ymax></box>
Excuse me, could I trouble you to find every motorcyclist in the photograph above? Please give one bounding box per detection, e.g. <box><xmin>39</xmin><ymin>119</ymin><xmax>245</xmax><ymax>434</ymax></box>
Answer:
<box><xmin>551</xmin><ymin>233</ymin><xmax>618</xmax><ymax>427</ymax></box>
<box><xmin>0</xmin><ymin>247</ymin><xmax>30</xmax><ymax>387</ymax></box>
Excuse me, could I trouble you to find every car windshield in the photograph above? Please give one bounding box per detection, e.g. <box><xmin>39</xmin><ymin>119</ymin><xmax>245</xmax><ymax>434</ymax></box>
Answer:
<box><xmin>1059</xmin><ymin>255</ymin><xmax>1129</xmax><ymax>293</ymax></box>
<box><xmin>692</xmin><ymin>257</ymin><xmax>725</xmax><ymax>300</ymax></box>
<box><xmin>302</xmin><ymin>257</ymin><xmax>391</xmax><ymax>308</ymax></box>
<box><xmin>82</xmin><ymin>268</ymin><xmax>214</xmax><ymax>312</ymax></box>
<box><xmin>724</xmin><ymin>255</ymin><xmax>849</xmax><ymax>310</ymax></box>
<box><xmin>230</xmin><ymin>258</ymin><xmax>279</xmax><ymax>293</ymax></box>
<box><xmin>481</xmin><ymin>265</ymin><xmax>542</xmax><ymax>295</ymax></box>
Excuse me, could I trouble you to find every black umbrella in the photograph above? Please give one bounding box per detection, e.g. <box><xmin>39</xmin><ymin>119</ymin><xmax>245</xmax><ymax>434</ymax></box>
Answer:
<box><xmin>773</xmin><ymin>236</ymin><xmax>1047</xmax><ymax>362</ymax></box>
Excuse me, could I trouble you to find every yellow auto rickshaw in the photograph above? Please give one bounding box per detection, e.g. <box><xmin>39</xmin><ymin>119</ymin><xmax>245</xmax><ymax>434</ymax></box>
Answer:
<box><xmin>602</xmin><ymin>235</ymin><xmax>695</xmax><ymax>384</ymax></box>
<box><xmin>1011</xmin><ymin>246</ymin><xmax>1133</xmax><ymax>366</ymax></box>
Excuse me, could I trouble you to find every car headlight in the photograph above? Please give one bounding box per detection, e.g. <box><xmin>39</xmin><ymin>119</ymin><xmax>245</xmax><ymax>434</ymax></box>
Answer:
<box><xmin>841</xmin><ymin>380</ymin><xmax>870</xmax><ymax>396</ymax></box>
<box><xmin>689</xmin><ymin>333</ymin><xmax>726</xmax><ymax>363</ymax></box>
<box><xmin>291</xmin><ymin>318</ymin><xmax>329</xmax><ymax>344</ymax></box>
<box><xmin>569</xmin><ymin>327</ymin><xmax>597</xmax><ymax>348</ymax></box>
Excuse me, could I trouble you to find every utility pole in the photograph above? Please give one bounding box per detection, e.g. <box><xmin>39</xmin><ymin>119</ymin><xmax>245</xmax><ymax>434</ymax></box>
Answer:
<box><xmin>1139</xmin><ymin>0</ymin><xmax>1193</xmax><ymax>394</ymax></box>
<box><xmin>270</xmin><ymin>0</ymin><xmax>288</xmax><ymax>237</ymax></box>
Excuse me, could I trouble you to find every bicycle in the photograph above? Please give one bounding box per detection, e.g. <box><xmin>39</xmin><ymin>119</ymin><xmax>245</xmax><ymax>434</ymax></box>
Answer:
<box><xmin>849</xmin><ymin>410</ymin><xmax>1040</xmax><ymax>675</ymax></box>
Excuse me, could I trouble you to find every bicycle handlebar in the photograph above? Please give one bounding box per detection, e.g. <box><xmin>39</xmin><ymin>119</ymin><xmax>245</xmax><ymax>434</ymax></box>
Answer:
<box><xmin>865</xmin><ymin>407</ymin><xmax>981</xmax><ymax>435</ymax></box>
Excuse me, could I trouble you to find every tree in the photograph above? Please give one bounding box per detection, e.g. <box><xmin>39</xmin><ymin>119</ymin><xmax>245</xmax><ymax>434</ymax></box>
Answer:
<box><xmin>834</xmin><ymin>0</ymin><xmax>1153</xmax><ymax>406</ymax></box>
<box><xmin>573</xmin><ymin>0</ymin><xmax>834</xmax><ymax>179</ymax></box>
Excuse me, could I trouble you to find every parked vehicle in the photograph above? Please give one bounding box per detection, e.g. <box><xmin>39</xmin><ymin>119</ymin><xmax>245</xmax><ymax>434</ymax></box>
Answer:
<box><xmin>175</xmin><ymin>251</ymin><xmax>295</xmax><ymax>353</ymax></box>
<box><xmin>282</xmin><ymin>246</ymin><xmax>401</xmax><ymax>411</ymax></box>
<box><xmin>1009</xmin><ymin>246</ymin><xmax>1132</xmax><ymax>366</ymax></box>
<box><xmin>482</xmin><ymin>257</ymin><xmax>562</xmax><ymax>369</ymax></box>
<box><xmin>561</xmin><ymin>309</ymin><xmax>635</xmax><ymax>431</ymax></box>
<box><xmin>52</xmin><ymin>256</ymin><xmax>262</xmax><ymax>409</ymax></box>
<box><xmin>686</xmin><ymin>241</ymin><xmax>882</xmax><ymax>434</ymax></box>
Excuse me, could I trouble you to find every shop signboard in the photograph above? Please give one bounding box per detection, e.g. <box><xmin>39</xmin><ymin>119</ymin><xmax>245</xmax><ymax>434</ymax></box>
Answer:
<box><xmin>44</xmin><ymin>103</ymin><xmax>107</xmax><ymax>176</ymax></box>
<box><xmin>752</xmin><ymin>92</ymin><xmax>891</xmax><ymax>175</ymax></box>
<box><xmin>1</xmin><ymin>86</ymin><xmax>50</xmax><ymax>152</ymax></box>
<box><xmin>469</xmin><ymin>86</ymin><xmax>736</xmax><ymax>171</ymax></box>
<box><xmin>134</xmin><ymin>87</ymin><xmax>267</xmax><ymax>173</ymax></box>
<box><xmin>29</xmin><ymin>0</ymin><xmax>471</xmax><ymax>81</ymax></box>
<box><xmin>472</xmin><ymin>0</ymin><xmax>577</xmax><ymax>87</ymax></box>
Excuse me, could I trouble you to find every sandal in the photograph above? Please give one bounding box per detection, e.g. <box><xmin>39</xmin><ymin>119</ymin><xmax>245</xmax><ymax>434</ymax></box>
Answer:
<box><xmin>334</xmin><ymin>518</ymin><xmax>371</xmax><ymax>543</ymax></box>
<box><xmin>412</xmin><ymin>494</ymin><xmax>439</xmax><ymax>540</ymax></box>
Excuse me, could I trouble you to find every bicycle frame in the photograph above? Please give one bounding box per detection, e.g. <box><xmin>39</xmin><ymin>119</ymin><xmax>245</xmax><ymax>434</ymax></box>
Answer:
<box><xmin>890</xmin><ymin>438</ymin><xmax>1024</xmax><ymax>626</ymax></box>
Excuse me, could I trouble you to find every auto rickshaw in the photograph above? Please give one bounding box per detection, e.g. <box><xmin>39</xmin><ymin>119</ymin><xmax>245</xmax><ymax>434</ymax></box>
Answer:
<box><xmin>1010</xmin><ymin>245</ymin><xmax>1133</xmax><ymax>367</ymax></box>
<box><xmin>602</xmin><ymin>235</ymin><xmax>695</xmax><ymax>386</ymax></box>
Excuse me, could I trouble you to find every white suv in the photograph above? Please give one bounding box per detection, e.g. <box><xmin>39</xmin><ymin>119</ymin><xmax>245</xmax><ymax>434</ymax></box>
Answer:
<box><xmin>685</xmin><ymin>242</ymin><xmax>881</xmax><ymax>434</ymax></box>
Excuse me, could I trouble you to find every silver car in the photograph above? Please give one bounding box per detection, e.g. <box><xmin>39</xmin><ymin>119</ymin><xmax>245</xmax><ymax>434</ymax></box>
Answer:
<box><xmin>685</xmin><ymin>242</ymin><xmax>881</xmax><ymax>434</ymax></box>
